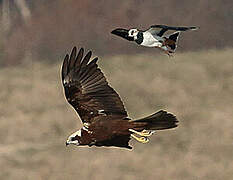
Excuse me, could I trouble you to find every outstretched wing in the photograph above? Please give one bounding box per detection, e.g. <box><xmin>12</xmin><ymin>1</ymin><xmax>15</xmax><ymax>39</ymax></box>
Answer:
<box><xmin>61</xmin><ymin>47</ymin><xmax>128</xmax><ymax>124</ymax></box>
<box><xmin>147</xmin><ymin>25</ymin><xmax>198</xmax><ymax>37</ymax></box>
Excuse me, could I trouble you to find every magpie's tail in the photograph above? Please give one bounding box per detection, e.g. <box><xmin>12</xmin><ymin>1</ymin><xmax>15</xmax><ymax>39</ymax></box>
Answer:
<box><xmin>164</xmin><ymin>31</ymin><xmax>180</xmax><ymax>52</ymax></box>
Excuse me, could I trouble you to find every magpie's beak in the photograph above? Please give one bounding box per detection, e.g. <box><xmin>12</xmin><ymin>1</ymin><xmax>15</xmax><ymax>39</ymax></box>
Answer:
<box><xmin>111</xmin><ymin>28</ymin><xmax>134</xmax><ymax>41</ymax></box>
<box><xmin>65</xmin><ymin>141</ymin><xmax>69</xmax><ymax>146</ymax></box>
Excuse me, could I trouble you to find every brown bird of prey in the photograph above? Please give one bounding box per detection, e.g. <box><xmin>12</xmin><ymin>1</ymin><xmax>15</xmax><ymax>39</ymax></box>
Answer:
<box><xmin>62</xmin><ymin>47</ymin><xmax>178</xmax><ymax>149</ymax></box>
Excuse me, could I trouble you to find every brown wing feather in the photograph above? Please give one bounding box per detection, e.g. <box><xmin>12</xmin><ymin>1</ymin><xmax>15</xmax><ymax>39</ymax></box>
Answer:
<box><xmin>61</xmin><ymin>47</ymin><xmax>128</xmax><ymax>124</ymax></box>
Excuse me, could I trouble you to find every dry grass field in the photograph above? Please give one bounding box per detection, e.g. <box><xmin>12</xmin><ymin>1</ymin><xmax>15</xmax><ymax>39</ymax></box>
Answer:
<box><xmin>0</xmin><ymin>49</ymin><xmax>232</xmax><ymax>180</ymax></box>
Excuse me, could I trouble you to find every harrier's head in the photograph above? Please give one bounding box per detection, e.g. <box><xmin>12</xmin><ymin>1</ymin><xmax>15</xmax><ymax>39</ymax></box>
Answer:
<box><xmin>66</xmin><ymin>130</ymin><xmax>81</xmax><ymax>146</ymax></box>
<box><xmin>66</xmin><ymin>127</ymin><xmax>92</xmax><ymax>146</ymax></box>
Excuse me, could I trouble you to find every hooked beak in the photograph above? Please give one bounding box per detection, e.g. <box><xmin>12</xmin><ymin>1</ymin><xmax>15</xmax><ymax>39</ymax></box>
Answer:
<box><xmin>111</xmin><ymin>28</ymin><xmax>134</xmax><ymax>41</ymax></box>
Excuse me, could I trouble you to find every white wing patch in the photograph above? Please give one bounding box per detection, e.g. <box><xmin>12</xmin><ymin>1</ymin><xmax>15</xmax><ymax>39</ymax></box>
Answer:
<box><xmin>141</xmin><ymin>32</ymin><xmax>162</xmax><ymax>47</ymax></box>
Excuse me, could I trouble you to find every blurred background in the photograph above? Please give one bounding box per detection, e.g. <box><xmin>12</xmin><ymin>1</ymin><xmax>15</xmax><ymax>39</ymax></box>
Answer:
<box><xmin>0</xmin><ymin>0</ymin><xmax>232</xmax><ymax>180</ymax></box>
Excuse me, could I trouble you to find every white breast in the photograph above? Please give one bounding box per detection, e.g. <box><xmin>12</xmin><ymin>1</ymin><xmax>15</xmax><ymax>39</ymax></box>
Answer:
<box><xmin>141</xmin><ymin>32</ymin><xmax>163</xmax><ymax>47</ymax></box>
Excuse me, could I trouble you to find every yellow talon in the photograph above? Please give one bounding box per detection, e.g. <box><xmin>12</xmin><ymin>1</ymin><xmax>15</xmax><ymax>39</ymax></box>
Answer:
<box><xmin>129</xmin><ymin>129</ymin><xmax>154</xmax><ymax>137</ymax></box>
<box><xmin>142</xmin><ymin>130</ymin><xmax>155</xmax><ymax>136</ymax></box>
<box><xmin>131</xmin><ymin>134</ymin><xmax>149</xmax><ymax>143</ymax></box>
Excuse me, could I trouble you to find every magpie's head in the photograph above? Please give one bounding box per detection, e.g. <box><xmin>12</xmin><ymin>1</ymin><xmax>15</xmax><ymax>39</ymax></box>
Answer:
<box><xmin>111</xmin><ymin>28</ymin><xmax>134</xmax><ymax>41</ymax></box>
<box><xmin>128</xmin><ymin>28</ymin><xmax>139</xmax><ymax>39</ymax></box>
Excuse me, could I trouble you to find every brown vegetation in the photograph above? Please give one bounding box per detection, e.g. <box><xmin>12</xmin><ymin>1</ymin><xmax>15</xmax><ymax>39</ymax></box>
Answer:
<box><xmin>0</xmin><ymin>49</ymin><xmax>232</xmax><ymax>180</ymax></box>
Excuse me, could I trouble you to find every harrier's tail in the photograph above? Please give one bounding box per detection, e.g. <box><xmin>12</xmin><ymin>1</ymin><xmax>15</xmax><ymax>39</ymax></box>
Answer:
<box><xmin>133</xmin><ymin>110</ymin><xmax>178</xmax><ymax>131</ymax></box>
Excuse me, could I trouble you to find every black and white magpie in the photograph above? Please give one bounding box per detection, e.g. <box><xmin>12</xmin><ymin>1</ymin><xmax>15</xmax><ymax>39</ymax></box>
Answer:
<box><xmin>111</xmin><ymin>25</ymin><xmax>199</xmax><ymax>56</ymax></box>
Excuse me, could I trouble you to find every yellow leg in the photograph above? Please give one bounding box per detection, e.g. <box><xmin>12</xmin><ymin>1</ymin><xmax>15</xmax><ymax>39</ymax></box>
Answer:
<box><xmin>131</xmin><ymin>134</ymin><xmax>149</xmax><ymax>143</ymax></box>
<box><xmin>129</xmin><ymin>129</ymin><xmax>154</xmax><ymax>137</ymax></box>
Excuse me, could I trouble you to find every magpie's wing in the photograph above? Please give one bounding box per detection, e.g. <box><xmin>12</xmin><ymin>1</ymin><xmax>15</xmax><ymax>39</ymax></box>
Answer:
<box><xmin>147</xmin><ymin>25</ymin><xmax>198</xmax><ymax>37</ymax></box>
<box><xmin>61</xmin><ymin>47</ymin><xmax>128</xmax><ymax>124</ymax></box>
